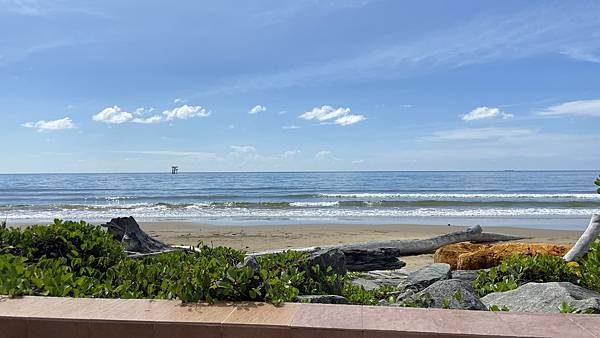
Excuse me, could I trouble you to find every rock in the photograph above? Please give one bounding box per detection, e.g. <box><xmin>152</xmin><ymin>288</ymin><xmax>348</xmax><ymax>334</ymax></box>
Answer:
<box><xmin>451</xmin><ymin>270</ymin><xmax>480</xmax><ymax>284</ymax></box>
<box><xmin>399</xmin><ymin>263</ymin><xmax>451</xmax><ymax>291</ymax></box>
<box><xmin>395</xmin><ymin>289</ymin><xmax>416</xmax><ymax>303</ymax></box>
<box><xmin>343</xmin><ymin>248</ymin><xmax>406</xmax><ymax>271</ymax></box>
<box><xmin>308</xmin><ymin>248</ymin><xmax>346</xmax><ymax>275</ymax></box>
<box><xmin>297</xmin><ymin>295</ymin><xmax>349</xmax><ymax>304</ymax></box>
<box><xmin>417</xmin><ymin>279</ymin><xmax>487</xmax><ymax>310</ymax></box>
<box><xmin>360</xmin><ymin>270</ymin><xmax>408</xmax><ymax>288</ymax></box>
<box><xmin>378</xmin><ymin>299</ymin><xmax>390</xmax><ymax>306</ymax></box>
<box><xmin>236</xmin><ymin>256</ymin><xmax>261</xmax><ymax>274</ymax></box>
<box><xmin>351</xmin><ymin>277</ymin><xmax>380</xmax><ymax>291</ymax></box>
<box><xmin>434</xmin><ymin>242</ymin><xmax>572</xmax><ymax>270</ymax></box>
<box><xmin>399</xmin><ymin>280</ymin><xmax>487</xmax><ymax>310</ymax></box>
<box><xmin>481</xmin><ymin>282</ymin><xmax>600</xmax><ymax>313</ymax></box>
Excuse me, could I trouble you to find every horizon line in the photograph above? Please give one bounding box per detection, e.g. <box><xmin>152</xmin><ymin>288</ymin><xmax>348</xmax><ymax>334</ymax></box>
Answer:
<box><xmin>0</xmin><ymin>169</ymin><xmax>598</xmax><ymax>175</ymax></box>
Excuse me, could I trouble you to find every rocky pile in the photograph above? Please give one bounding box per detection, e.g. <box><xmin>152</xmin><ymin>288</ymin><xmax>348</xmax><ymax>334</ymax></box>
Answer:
<box><xmin>434</xmin><ymin>242</ymin><xmax>572</xmax><ymax>270</ymax></box>
<box><xmin>481</xmin><ymin>282</ymin><xmax>600</xmax><ymax>313</ymax></box>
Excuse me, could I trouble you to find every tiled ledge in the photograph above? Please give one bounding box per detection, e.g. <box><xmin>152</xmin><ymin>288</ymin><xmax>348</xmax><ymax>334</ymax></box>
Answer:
<box><xmin>0</xmin><ymin>296</ymin><xmax>598</xmax><ymax>338</ymax></box>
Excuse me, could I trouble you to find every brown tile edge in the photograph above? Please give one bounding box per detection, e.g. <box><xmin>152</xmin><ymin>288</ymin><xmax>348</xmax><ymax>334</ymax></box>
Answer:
<box><xmin>0</xmin><ymin>297</ymin><xmax>599</xmax><ymax>338</ymax></box>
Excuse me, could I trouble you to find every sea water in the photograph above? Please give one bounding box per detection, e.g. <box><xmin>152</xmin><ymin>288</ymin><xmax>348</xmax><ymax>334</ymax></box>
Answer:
<box><xmin>1</xmin><ymin>171</ymin><xmax>599</xmax><ymax>229</ymax></box>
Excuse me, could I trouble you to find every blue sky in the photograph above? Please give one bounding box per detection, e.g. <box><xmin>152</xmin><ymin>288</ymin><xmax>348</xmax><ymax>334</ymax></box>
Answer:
<box><xmin>2</xmin><ymin>0</ymin><xmax>600</xmax><ymax>173</ymax></box>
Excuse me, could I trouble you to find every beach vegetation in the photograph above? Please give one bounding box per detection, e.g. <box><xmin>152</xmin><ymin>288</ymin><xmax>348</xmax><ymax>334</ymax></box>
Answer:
<box><xmin>473</xmin><ymin>238</ymin><xmax>600</xmax><ymax>297</ymax></box>
<box><xmin>0</xmin><ymin>220</ymin><xmax>388</xmax><ymax>305</ymax></box>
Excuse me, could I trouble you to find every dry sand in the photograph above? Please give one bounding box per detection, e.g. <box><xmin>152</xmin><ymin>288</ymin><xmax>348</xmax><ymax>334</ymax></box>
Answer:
<box><xmin>138</xmin><ymin>222</ymin><xmax>583</xmax><ymax>270</ymax></box>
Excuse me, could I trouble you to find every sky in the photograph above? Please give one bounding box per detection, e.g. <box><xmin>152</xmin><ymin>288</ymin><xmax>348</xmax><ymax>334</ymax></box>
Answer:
<box><xmin>1</xmin><ymin>0</ymin><xmax>600</xmax><ymax>173</ymax></box>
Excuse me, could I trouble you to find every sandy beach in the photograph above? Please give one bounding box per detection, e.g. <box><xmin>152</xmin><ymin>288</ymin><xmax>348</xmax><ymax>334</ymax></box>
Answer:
<box><xmin>137</xmin><ymin>222</ymin><xmax>583</xmax><ymax>270</ymax></box>
<box><xmin>9</xmin><ymin>220</ymin><xmax>583</xmax><ymax>270</ymax></box>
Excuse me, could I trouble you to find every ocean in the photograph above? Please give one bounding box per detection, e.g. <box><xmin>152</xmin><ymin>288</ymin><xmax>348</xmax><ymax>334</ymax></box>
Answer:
<box><xmin>1</xmin><ymin>171</ymin><xmax>599</xmax><ymax>230</ymax></box>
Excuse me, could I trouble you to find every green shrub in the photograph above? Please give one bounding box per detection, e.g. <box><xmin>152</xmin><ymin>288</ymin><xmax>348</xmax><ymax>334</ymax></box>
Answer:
<box><xmin>579</xmin><ymin>237</ymin><xmax>600</xmax><ymax>292</ymax></box>
<box><xmin>0</xmin><ymin>220</ymin><xmax>392</xmax><ymax>305</ymax></box>
<box><xmin>473</xmin><ymin>254</ymin><xmax>579</xmax><ymax>297</ymax></box>
<box><xmin>473</xmin><ymin>237</ymin><xmax>600</xmax><ymax>297</ymax></box>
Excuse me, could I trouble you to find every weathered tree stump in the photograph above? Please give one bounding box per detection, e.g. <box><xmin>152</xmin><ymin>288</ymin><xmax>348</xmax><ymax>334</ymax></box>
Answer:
<box><xmin>102</xmin><ymin>216</ymin><xmax>171</xmax><ymax>254</ymax></box>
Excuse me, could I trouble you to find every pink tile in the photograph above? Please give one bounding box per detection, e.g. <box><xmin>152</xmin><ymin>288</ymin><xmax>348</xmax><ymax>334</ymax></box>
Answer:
<box><xmin>495</xmin><ymin>312</ymin><xmax>595</xmax><ymax>338</ymax></box>
<box><xmin>0</xmin><ymin>296</ymin><xmax>67</xmax><ymax>317</ymax></box>
<box><xmin>27</xmin><ymin>318</ymin><xmax>90</xmax><ymax>338</ymax></box>
<box><xmin>156</xmin><ymin>302</ymin><xmax>235</xmax><ymax>324</ymax></box>
<box><xmin>569</xmin><ymin>315</ymin><xmax>600</xmax><ymax>337</ymax></box>
<box><xmin>426</xmin><ymin>308</ymin><xmax>516</xmax><ymax>337</ymax></box>
<box><xmin>89</xmin><ymin>320</ymin><xmax>155</xmax><ymax>338</ymax></box>
<box><xmin>362</xmin><ymin>306</ymin><xmax>439</xmax><ymax>335</ymax></box>
<box><xmin>224</xmin><ymin>302</ymin><xmax>299</xmax><ymax>327</ymax></box>
<box><xmin>154</xmin><ymin>322</ymin><xmax>222</xmax><ymax>338</ymax></box>
<box><xmin>29</xmin><ymin>297</ymin><xmax>124</xmax><ymax>320</ymax></box>
<box><xmin>292</xmin><ymin>304</ymin><xmax>362</xmax><ymax>330</ymax></box>
<box><xmin>0</xmin><ymin>316</ymin><xmax>27</xmax><ymax>338</ymax></box>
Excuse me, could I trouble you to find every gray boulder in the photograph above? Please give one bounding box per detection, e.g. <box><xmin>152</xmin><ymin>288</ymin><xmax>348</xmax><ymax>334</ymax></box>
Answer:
<box><xmin>308</xmin><ymin>248</ymin><xmax>347</xmax><ymax>275</ymax></box>
<box><xmin>351</xmin><ymin>270</ymin><xmax>409</xmax><ymax>293</ymax></box>
<box><xmin>237</xmin><ymin>255</ymin><xmax>261</xmax><ymax>274</ymax></box>
<box><xmin>481</xmin><ymin>282</ymin><xmax>600</xmax><ymax>313</ymax></box>
<box><xmin>400</xmin><ymin>263</ymin><xmax>451</xmax><ymax>291</ymax></box>
<box><xmin>363</xmin><ymin>270</ymin><xmax>408</xmax><ymax>287</ymax></box>
<box><xmin>351</xmin><ymin>277</ymin><xmax>380</xmax><ymax>291</ymax></box>
<box><xmin>404</xmin><ymin>279</ymin><xmax>487</xmax><ymax>310</ymax></box>
<box><xmin>451</xmin><ymin>270</ymin><xmax>480</xmax><ymax>284</ymax></box>
<box><xmin>297</xmin><ymin>295</ymin><xmax>349</xmax><ymax>304</ymax></box>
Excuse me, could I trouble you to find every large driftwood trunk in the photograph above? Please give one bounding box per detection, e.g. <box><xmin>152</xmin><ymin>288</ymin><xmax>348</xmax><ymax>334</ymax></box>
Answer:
<box><xmin>564</xmin><ymin>214</ymin><xmax>600</xmax><ymax>262</ymax></box>
<box><xmin>102</xmin><ymin>217</ymin><xmax>172</xmax><ymax>254</ymax></box>
<box><xmin>252</xmin><ymin>225</ymin><xmax>526</xmax><ymax>271</ymax></box>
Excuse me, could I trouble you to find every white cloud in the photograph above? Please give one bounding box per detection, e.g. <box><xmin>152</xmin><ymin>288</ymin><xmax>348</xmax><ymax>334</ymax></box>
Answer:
<box><xmin>132</xmin><ymin>115</ymin><xmax>163</xmax><ymax>124</ymax></box>
<box><xmin>461</xmin><ymin>107</ymin><xmax>513</xmax><ymax>121</ymax></box>
<box><xmin>230</xmin><ymin>145</ymin><xmax>257</xmax><ymax>153</ymax></box>
<box><xmin>93</xmin><ymin>106</ymin><xmax>133</xmax><ymax>124</ymax></box>
<box><xmin>335</xmin><ymin>114</ymin><xmax>366</xmax><ymax>126</ymax></box>
<box><xmin>281</xmin><ymin>150</ymin><xmax>300</xmax><ymax>158</ymax></box>
<box><xmin>162</xmin><ymin>105</ymin><xmax>210</xmax><ymax>121</ymax></box>
<box><xmin>315</xmin><ymin>150</ymin><xmax>332</xmax><ymax>159</ymax></box>
<box><xmin>299</xmin><ymin>105</ymin><xmax>366</xmax><ymax>126</ymax></box>
<box><xmin>282</xmin><ymin>125</ymin><xmax>300</xmax><ymax>129</ymax></box>
<box><xmin>173</xmin><ymin>98</ymin><xmax>185</xmax><ymax>104</ymax></box>
<box><xmin>22</xmin><ymin>117</ymin><xmax>75</xmax><ymax>132</ymax></box>
<box><xmin>425</xmin><ymin>127</ymin><xmax>535</xmax><ymax>141</ymax></box>
<box><xmin>560</xmin><ymin>48</ymin><xmax>600</xmax><ymax>63</ymax></box>
<box><xmin>133</xmin><ymin>107</ymin><xmax>146</xmax><ymax>116</ymax></box>
<box><xmin>538</xmin><ymin>99</ymin><xmax>600</xmax><ymax>117</ymax></box>
<box><xmin>248</xmin><ymin>105</ymin><xmax>267</xmax><ymax>114</ymax></box>
<box><xmin>352</xmin><ymin>159</ymin><xmax>365</xmax><ymax>164</ymax></box>
<box><xmin>94</xmin><ymin>104</ymin><xmax>209</xmax><ymax>125</ymax></box>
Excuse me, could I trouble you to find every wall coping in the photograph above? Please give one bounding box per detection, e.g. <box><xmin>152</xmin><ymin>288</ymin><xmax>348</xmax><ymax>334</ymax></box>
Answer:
<box><xmin>0</xmin><ymin>296</ymin><xmax>598</xmax><ymax>337</ymax></box>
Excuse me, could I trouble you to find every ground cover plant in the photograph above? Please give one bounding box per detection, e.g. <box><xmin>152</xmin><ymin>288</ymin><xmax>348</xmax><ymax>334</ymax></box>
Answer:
<box><xmin>473</xmin><ymin>239</ymin><xmax>600</xmax><ymax>297</ymax></box>
<box><xmin>0</xmin><ymin>220</ymin><xmax>388</xmax><ymax>304</ymax></box>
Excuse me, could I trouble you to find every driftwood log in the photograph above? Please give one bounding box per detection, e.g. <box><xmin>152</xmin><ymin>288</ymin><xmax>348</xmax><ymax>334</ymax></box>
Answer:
<box><xmin>102</xmin><ymin>217</ymin><xmax>172</xmax><ymax>255</ymax></box>
<box><xmin>252</xmin><ymin>225</ymin><xmax>526</xmax><ymax>271</ymax></box>
<box><xmin>564</xmin><ymin>214</ymin><xmax>600</xmax><ymax>262</ymax></box>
